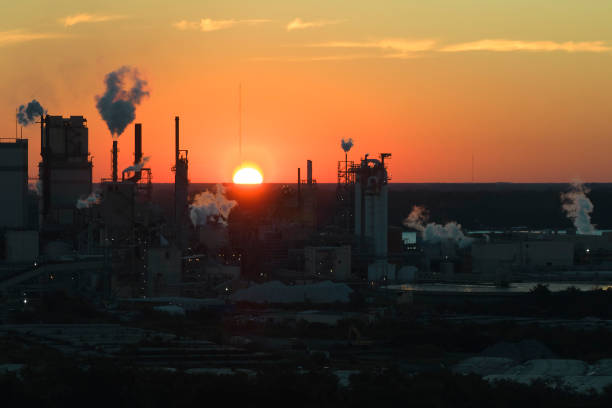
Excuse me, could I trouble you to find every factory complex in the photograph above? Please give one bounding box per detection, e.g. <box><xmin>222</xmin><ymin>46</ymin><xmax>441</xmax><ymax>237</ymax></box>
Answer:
<box><xmin>1</xmin><ymin>113</ymin><xmax>611</xmax><ymax>311</ymax></box>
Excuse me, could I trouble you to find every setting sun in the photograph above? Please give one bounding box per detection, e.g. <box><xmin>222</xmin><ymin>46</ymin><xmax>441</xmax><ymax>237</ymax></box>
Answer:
<box><xmin>233</xmin><ymin>166</ymin><xmax>263</xmax><ymax>184</ymax></box>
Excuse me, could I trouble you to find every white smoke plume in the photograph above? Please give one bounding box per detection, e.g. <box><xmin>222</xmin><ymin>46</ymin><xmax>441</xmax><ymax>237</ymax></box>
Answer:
<box><xmin>341</xmin><ymin>137</ymin><xmax>354</xmax><ymax>152</ymax></box>
<box><xmin>403</xmin><ymin>205</ymin><xmax>473</xmax><ymax>248</ymax></box>
<box><xmin>561</xmin><ymin>181</ymin><xmax>597</xmax><ymax>235</ymax></box>
<box><xmin>123</xmin><ymin>156</ymin><xmax>150</xmax><ymax>173</ymax></box>
<box><xmin>189</xmin><ymin>184</ymin><xmax>237</xmax><ymax>227</ymax></box>
<box><xmin>76</xmin><ymin>192</ymin><xmax>101</xmax><ymax>209</ymax></box>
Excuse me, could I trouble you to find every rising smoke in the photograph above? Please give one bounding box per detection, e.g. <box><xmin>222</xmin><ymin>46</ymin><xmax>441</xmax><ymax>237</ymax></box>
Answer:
<box><xmin>341</xmin><ymin>137</ymin><xmax>354</xmax><ymax>152</ymax></box>
<box><xmin>76</xmin><ymin>192</ymin><xmax>101</xmax><ymax>209</ymax></box>
<box><xmin>123</xmin><ymin>156</ymin><xmax>150</xmax><ymax>173</ymax></box>
<box><xmin>95</xmin><ymin>66</ymin><xmax>149</xmax><ymax>137</ymax></box>
<box><xmin>403</xmin><ymin>205</ymin><xmax>473</xmax><ymax>248</ymax></box>
<box><xmin>561</xmin><ymin>181</ymin><xmax>597</xmax><ymax>235</ymax></box>
<box><xmin>189</xmin><ymin>184</ymin><xmax>238</xmax><ymax>227</ymax></box>
<box><xmin>17</xmin><ymin>99</ymin><xmax>46</xmax><ymax>126</ymax></box>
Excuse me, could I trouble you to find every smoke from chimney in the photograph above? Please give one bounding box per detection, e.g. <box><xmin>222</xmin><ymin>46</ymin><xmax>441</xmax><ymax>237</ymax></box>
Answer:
<box><xmin>76</xmin><ymin>192</ymin><xmax>101</xmax><ymax>209</ymax></box>
<box><xmin>561</xmin><ymin>181</ymin><xmax>597</xmax><ymax>235</ymax></box>
<box><xmin>189</xmin><ymin>184</ymin><xmax>237</xmax><ymax>227</ymax></box>
<box><xmin>95</xmin><ymin>66</ymin><xmax>149</xmax><ymax>137</ymax></box>
<box><xmin>17</xmin><ymin>99</ymin><xmax>46</xmax><ymax>126</ymax></box>
<box><xmin>341</xmin><ymin>137</ymin><xmax>354</xmax><ymax>152</ymax></box>
<box><xmin>403</xmin><ymin>205</ymin><xmax>473</xmax><ymax>248</ymax></box>
<box><xmin>123</xmin><ymin>156</ymin><xmax>150</xmax><ymax>173</ymax></box>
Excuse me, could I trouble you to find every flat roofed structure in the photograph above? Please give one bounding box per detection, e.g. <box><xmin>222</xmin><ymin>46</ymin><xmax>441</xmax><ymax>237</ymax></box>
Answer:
<box><xmin>39</xmin><ymin>115</ymin><xmax>92</xmax><ymax>226</ymax></box>
<box><xmin>0</xmin><ymin>138</ymin><xmax>28</xmax><ymax>229</ymax></box>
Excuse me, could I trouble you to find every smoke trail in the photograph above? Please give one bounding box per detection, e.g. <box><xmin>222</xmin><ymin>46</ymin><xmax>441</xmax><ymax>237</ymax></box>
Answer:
<box><xmin>95</xmin><ymin>66</ymin><xmax>149</xmax><ymax>137</ymax></box>
<box><xmin>341</xmin><ymin>137</ymin><xmax>354</xmax><ymax>152</ymax></box>
<box><xmin>17</xmin><ymin>99</ymin><xmax>46</xmax><ymax>126</ymax></box>
<box><xmin>122</xmin><ymin>156</ymin><xmax>150</xmax><ymax>173</ymax></box>
<box><xmin>403</xmin><ymin>205</ymin><xmax>473</xmax><ymax>248</ymax></box>
<box><xmin>561</xmin><ymin>181</ymin><xmax>597</xmax><ymax>235</ymax></box>
<box><xmin>190</xmin><ymin>184</ymin><xmax>238</xmax><ymax>226</ymax></box>
<box><xmin>76</xmin><ymin>192</ymin><xmax>101</xmax><ymax>209</ymax></box>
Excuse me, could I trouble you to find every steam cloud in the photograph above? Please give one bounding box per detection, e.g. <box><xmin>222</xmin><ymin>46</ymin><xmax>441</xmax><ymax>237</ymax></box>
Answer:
<box><xmin>95</xmin><ymin>66</ymin><xmax>149</xmax><ymax>137</ymax></box>
<box><xmin>17</xmin><ymin>99</ymin><xmax>45</xmax><ymax>126</ymax></box>
<box><xmin>403</xmin><ymin>205</ymin><xmax>473</xmax><ymax>248</ymax></box>
<box><xmin>561</xmin><ymin>182</ymin><xmax>597</xmax><ymax>235</ymax></box>
<box><xmin>190</xmin><ymin>184</ymin><xmax>238</xmax><ymax>227</ymax></box>
<box><xmin>123</xmin><ymin>156</ymin><xmax>150</xmax><ymax>173</ymax></box>
<box><xmin>341</xmin><ymin>137</ymin><xmax>354</xmax><ymax>152</ymax></box>
<box><xmin>76</xmin><ymin>192</ymin><xmax>101</xmax><ymax>209</ymax></box>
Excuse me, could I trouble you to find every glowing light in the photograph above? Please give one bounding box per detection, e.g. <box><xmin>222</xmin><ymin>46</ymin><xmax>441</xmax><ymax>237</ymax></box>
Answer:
<box><xmin>233</xmin><ymin>166</ymin><xmax>263</xmax><ymax>184</ymax></box>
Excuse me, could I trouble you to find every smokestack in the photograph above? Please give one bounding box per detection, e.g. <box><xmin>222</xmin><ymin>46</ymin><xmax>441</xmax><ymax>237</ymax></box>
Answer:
<box><xmin>297</xmin><ymin>167</ymin><xmax>301</xmax><ymax>206</ymax></box>
<box><xmin>40</xmin><ymin>113</ymin><xmax>44</xmax><ymax>155</ymax></box>
<box><xmin>175</xmin><ymin>116</ymin><xmax>179</xmax><ymax>165</ymax></box>
<box><xmin>112</xmin><ymin>141</ymin><xmax>118</xmax><ymax>182</ymax></box>
<box><xmin>134</xmin><ymin>123</ymin><xmax>142</xmax><ymax>165</ymax></box>
<box><xmin>307</xmin><ymin>160</ymin><xmax>312</xmax><ymax>185</ymax></box>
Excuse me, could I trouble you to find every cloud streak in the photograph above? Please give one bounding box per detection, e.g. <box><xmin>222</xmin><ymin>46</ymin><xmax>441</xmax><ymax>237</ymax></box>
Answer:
<box><xmin>440</xmin><ymin>39</ymin><xmax>611</xmax><ymax>53</ymax></box>
<box><xmin>298</xmin><ymin>38</ymin><xmax>612</xmax><ymax>60</ymax></box>
<box><xmin>251</xmin><ymin>54</ymin><xmax>378</xmax><ymax>62</ymax></box>
<box><xmin>286</xmin><ymin>18</ymin><xmax>344</xmax><ymax>31</ymax></box>
<box><xmin>174</xmin><ymin>18</ymin><xmax>271</xmax><ymax>32</ymax></box>
<box><xmin>0</xmin><ymin>30</ymin><xmax>65</xmax><ymax>47</ymax></box>
<box><xmin>60</xmin><ymin>13</ymin><xmax>125</xmax><ymax>27</ymax></box>
<box><xmin>309</xmin><ymin>39</ymin><xmax>437</xmax><ymax>59</ymax></box>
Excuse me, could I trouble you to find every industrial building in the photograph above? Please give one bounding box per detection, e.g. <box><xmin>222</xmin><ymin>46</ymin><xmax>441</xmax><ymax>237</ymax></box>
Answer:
<box><xmin>0</xmin><ymin>138</ymin><xmax>28</xmax><ymax>229</ymax></box>
<box><xmin>39</xmin><ymin>116</ymin><xmax>92</xmax><ymax>228</ymax></box>
<box><xmin>4</xmin><ymin>105</ymin><xmax>612</xmax><ymax>307</ymax></box>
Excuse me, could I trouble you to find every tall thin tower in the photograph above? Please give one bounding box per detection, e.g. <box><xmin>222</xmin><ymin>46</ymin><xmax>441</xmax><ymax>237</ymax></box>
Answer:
<box><xmin>238</xmin><ymin>83</ymin><xmax>242</xmax><ymax>162</ymax></box>
<box><xmin>471</xmin><ymin>153</ymin><xmax>474</xmax><ymax>183</ymax></box>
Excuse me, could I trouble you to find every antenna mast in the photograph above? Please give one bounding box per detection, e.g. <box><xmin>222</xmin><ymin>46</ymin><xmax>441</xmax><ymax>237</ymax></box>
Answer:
<box><xmin>471</xmin><ymin>153</ymin><xmax>474</xmax><ymax>183</ymax></box>
<box><xmin>239</xmin><ymin>83</ymin><xmax>242</xmax><ymax>162</ymax></box>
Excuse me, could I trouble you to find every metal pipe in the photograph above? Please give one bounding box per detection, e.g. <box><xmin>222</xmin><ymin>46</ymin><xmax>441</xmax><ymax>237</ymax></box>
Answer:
<box><xmin>297</xmin><ymin>167</ymin><xmax>301</xmax><ymax>207</ymax></box>
<box><xmin>134</xmin><ymin>123</ymin><xmax>142</xmax><ymax>165</ymax></box>
<box><xmin>112</xmin><ymin>140</ymin><xmax>118</xmax><ymax>183</ymax></box>
<box><xmin>175</xmin><ymin>116</ymin><xmax>179</xmax><ymax>164</ymax></box>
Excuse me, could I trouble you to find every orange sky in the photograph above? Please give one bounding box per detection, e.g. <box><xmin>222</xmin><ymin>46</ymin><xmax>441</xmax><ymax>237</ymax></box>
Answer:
<box><xmin>2</xmin><ymin>1</ymin><xmax>612</xmax><ymax>182</ymax></box>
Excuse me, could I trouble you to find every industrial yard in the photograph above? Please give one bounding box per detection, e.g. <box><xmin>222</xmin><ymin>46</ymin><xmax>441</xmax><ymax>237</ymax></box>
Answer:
<box><xmin>3</xmin><ymin>3</ymin><xmax>612</xmax><ymax>401</ymax></box>
<box><xmin>3</xmin><ymin>110</ymin><xmax>612</xmax><ymax>403</ymax></box>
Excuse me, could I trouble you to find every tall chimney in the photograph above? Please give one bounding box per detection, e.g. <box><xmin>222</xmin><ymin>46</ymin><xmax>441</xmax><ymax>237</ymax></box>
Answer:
<box><xmin>134</xmin><ymin>123</ymin><xmax>142</xmax><ymax>165</ymax></box>
<box><xmin>112</xmin><ymin>140</ymin><xmax>118</xmax><ymax>182</ymax></box>
<box><xmin>307</xmin><ymin>160</ymin><xmax>312</xmax><ymax>185</ymax></box>
<box><xmin>175</xmin><ymin>116</ymin><xmax>179</xmax><ymax>165</ymax></box>
<box><xmin>297</xmin><ymin>167</ymin><xmax>301</xmax><ymax>207</ymax></box>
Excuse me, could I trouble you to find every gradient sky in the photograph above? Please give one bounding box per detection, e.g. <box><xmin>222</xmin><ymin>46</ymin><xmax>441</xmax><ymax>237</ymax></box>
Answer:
<box><xmin>2</xmin><ymin>0</ymin><xmax>612</xmax><ymax>183</ymax></box>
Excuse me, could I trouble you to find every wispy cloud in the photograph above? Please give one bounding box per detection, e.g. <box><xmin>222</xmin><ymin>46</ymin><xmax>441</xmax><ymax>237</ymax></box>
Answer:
<box><xmin>173</xmin><ymin>18</ymin><xmax>271</xmax><ymax>32</ymax></box>
<box><xmin>60</xmin><ymin>13</ymin><xmax>125</xmax><ymax>27</ymax></box>
<box><xmin>0</xmin><ymin>30</ymin><xmax>66</xmax><ymax>47</ymax></box>
<box><xmin>440</xmin><ymin>39</ymin><xmax>611</xmax><ymax>53</ymax></box>
<box><xmin>251</xmin><ymin>54</ymin><xmax>374</xmax><ymax>62</ymax></box>
<box><xmin>286</xmin><ymin>18</ymin><xmax>344</xmax><ymax>31</ymax></box>
<box><xmin>309</xmin><ymin>39</ymin><xmax>437</xmax><ymax>58</ymax></box>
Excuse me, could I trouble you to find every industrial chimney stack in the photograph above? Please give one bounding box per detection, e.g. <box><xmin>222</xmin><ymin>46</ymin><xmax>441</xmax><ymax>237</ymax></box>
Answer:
<box><xmin>307</xmin><ymin>160</ymin><xmax>313</xmax><ymax>185</ymax></box>
<box><xmin>175</xmin><ymin>116</ymin><xmax>179</xmax><ymax>166</ymax></box>
<box><xmin>134</xmin><ymin>124</ymin><xmax>142</xmax><ymax>165</ymax></box>
<box><xmin>112</xmin><ymin>140</ymin><xmax>118</xmax><ymax>183</ymax></box>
